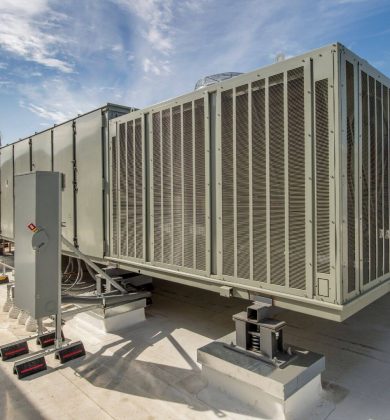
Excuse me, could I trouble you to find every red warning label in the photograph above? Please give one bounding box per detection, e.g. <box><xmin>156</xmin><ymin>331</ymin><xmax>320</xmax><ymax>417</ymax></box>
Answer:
<box><xmin>27</xmin><ymin>223</ymin><xmax>38</xmax><ymax>232</ymax></box>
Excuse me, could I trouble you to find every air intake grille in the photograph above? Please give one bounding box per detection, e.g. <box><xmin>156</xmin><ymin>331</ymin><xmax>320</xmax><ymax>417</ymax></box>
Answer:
<box><xmin>112</xmin><ymin>135</ymin><xmax>118</xmax><ymax>255</ymax></box>
<box><xmin>220</xmin><ymin>66</ymin><xmax>307</xmax><ymax>289</ymax></box>
<box><xmin>315</xmin><ymin>79</ymin><xmax>330</xmax><ymax>274</ymax></box>
<box><xmin>361</xmin><ymin>72</ymin><xmax>370</xmax><ymax>284</ymax></box>
<box><xmin>252</xmin><ymin>80</ymin><xmax>267</xmax><ymax>283</ymax></box>
<box><xmin>151</xmin><ymin>98</ymin><xmax>207</xmax><ymax>273</ymax></box>
<box><xmin>346</xmin><ymin>61</ymin><xmax>356</xmax><ymax>293</ymax></box>
<box><xmin>269</xmin><ymin>73</ymin><xmax>285</xmax><ymax>286</ymax></box>
<box><xmin>369</xmin><ymin>76</ymin><xmax>376</xmax><ymax>281</ymax></box>
<box><xmin>221</xmin><ymin>89</ymin><xmax>234</xmax><ymax>277</ymax></box>
<box><xmin>111</xmin><ymin>119</ymin><xmax>144</xmax><ymax>261</ymax></box>
<box><xmin>288</xmin><ymin>67</ymin><xmax>306</xmax><ymax>290</ymax></box>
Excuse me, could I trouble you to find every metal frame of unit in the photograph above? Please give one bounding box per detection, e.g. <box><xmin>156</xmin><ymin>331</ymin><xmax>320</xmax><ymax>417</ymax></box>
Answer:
<box><xmin>108</xmin><ymin>43</ymin><xmax>390</xmax><ymax>321</ymax></box>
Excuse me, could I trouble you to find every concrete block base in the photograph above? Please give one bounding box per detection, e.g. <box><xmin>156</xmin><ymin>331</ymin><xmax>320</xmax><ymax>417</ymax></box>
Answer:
<box><xmin>197</xmin><ymin>332</ymin><xmax>332</xmax><ymax>420</ymax></box>
<box><xmin>73</xmin><ymin>299</ymin><xmax>146</xmax><ymax>334</ymax></box>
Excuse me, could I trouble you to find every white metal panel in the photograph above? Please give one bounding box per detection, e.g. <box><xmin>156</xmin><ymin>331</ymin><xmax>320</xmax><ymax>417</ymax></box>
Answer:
<box><xmin>75</xmin><ymin>110</ymin><xmax>104</xmax><ymax>258</ymax></box>
<box><xmin>0</xmin><ymin>145</ymin><xmax>14</xmax><ymax>239</ymax></box>
<box><xmin>13</xmin><ymin>139</ymin><xmax>31</xmax><ymax>175</ymax></box>
<box><xmin>31</xmin><ymin>131</ymin><xmax>52</xmax><ymax>171</ymax></box>
<box><xmin>53</xmin><ymin>122</ymin><xmax>74</xmax><ymax>250</ymax></box>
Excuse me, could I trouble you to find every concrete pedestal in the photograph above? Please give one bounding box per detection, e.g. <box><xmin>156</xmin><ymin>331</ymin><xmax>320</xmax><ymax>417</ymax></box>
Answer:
<box><xmin>73</xmin><ymin>299</ymin><xmax>146</xmax><ymax>334</ymax></box>
<box><xmin>197</xmin><ymin>333</ymin><xmax>331</xmax><ymax>420</ymax></box>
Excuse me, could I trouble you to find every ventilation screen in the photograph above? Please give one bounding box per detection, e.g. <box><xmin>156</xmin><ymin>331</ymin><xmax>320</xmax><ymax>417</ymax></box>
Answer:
<box><xmin>315</xmin><ymin>79</ymin><xmax>330</xmax><ymax>274</ymax></box>
<box><xmin>346</xmin><ymin>61</ymin><xmax>356</xmax><ymax>293</ymax></box>
<box><xmin>221</xmin><ymin>89</ymin><xmax>234</xmax><ymax>277</ymax></box>
<box><xmin>269</xmin><ymin>73</ymin><xmax>285</xmax><ymax>286</ymax></box>
<box><xmin>172</xmin><ymin>106</ymin><xmax>182</xmax><ymax>267</ymax></box>
<box><xmin>361</xmin><ymin>72</ymin><xmax>370</xmax><ymax>284</ymax></box>
<box><xmin>195</xmin><ymin>98</ymin><xmax>206</xmax><ymax>271</ymax></box>
<box><xmin>383</xmin><ymin>86</ymin><xmax>389</xmax><ymax>275</ymax></box>
<box><xmin>153</xmin><ymin>112</ymin><xmax>162</xmax><ymax>262</ymax></box>
<box><xmin>369</xmin><ymin>76</ymin><xmax>377</xmax><ymax>281</ymax></box>
<box><xmin>162</xmin><ymin>109</ymin><xmax>172</xmax><ymax>264</ymax></box>
<box><xmin>287</xmin><ymin>67</ymin><xmax>306</xmax><ymax>290</ymax></box>
<box><xmin>111</xmin><ymin>119</ymin><xmax>144</xmax><ymax>261</ymax></box>
<box><xmin>183</xmin><ymin>101</ymin><xmax>194</xmax><ymax>269</ymax></box>
<box><xmin>151</xmin><ymin>99</ymin><xmax>207</xmax><ymax>273</ymax></box>
<box><xmin>235</xmin><ymin>85</ymin><xmax>250</xmax><ymax>280</ymax></box>
<box><xmin>127</xmin><ymin>121</ymin><xmax>135</xmax><ymax>257</ymax></box>
<box><xmin>119</xmin><ymin>123</ymin><xmax>127</xmax><ymax>256</ymax></box>
<box><xmin>252</xmin><ymin>79</ymin><xmax>267</xmax><ymax>283</ymax></box>
<box><xmin>376</xmin><ymin>81</ymin><xmax>384</xmax><ymax>278</ymax></box>
<box><xmin>112</xmin><ymin>135</ymin><xmax>118</xmax><ymax>255</ymax></box>
<box><xmin>135</xmin><ymin>118</ymin><xmax>143</xmax><ymax>259</ymax></box>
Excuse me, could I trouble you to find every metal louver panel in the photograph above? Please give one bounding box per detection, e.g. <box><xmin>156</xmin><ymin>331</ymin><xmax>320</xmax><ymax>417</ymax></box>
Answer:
<box><xmin>369</xmin><ymin>76</ymin><xmax>376</xmax><ymax>281</ymax></box>
<box><xmin>162</xmin><ymin>109</ymin><xmax>172</xmax><ymax>265</ymax></box>
<box><xmin>235</xmin><ymin>85</ymin><xmax>250</xmax><ymax>280</ymax></box>
<box><xmin>269</xmin><ymin>73</ymin><xmax>285</xmax><ymax>286</ymax></box>
<box><xmin>135</xmin><ymin>118</ymin><xmax>143</xmax><ymax>259</ymax></box>
<box><xmin>221</xmin><ymin>90</ymin><xmax>234</xmax><ymax>277</ymax></box>
<box><xmin>112</xmin><ymin>135</ymin><xmax>118</xmax><ymax>255</ymax></box>
<box><xmin>194</xmin><ymin>98</ymin><xmax>206</xmax><ymax>272</ymax></box>
<box><xmin>361</xmin><ymin>72</ymin><xmax>370</xmax><ymax>284</ymax></box>
<box><xmin>287</xmin><ymin>67</ymin><xmax>306</xmax><ymax>289</ymax></box>
<box><xmin>172</xmin><ymin>106</ymin><xmax>183</xmax><ymax>267</ymax></box>
<box><xmin>127</xmin><ymin>121</ymin><xmax>135</xmax><ymax>257</ymax></box>
<box><xmin>376</xmin><ymin>81</ymin><xmax>383</xmax><ymax>278</ymax></box>
<box><xmin>150</xmin><ymin>98</ymin><xmax>207</xmax><ymax>273</ymax></box>
<box><xmin>315</xmin><ymin>79</ymin><xmax>330</xmax><ymax>274</ymax></box>
<box><xmin>119</xmin><ymin>123</ymin><xmax>127</xmax><ymax>256</ymax></box>
<box><xmin>252</xmin><ymin>79</ymin><xmax>267</xmax><ymax>283</ymax></box>
<box><xmin>153</xmin><ymin>112</ymin><xmax>162</xmax><ymax>262</ymax></box>
<box><xmin>383</xmin><ymin>86</ymin><xmax>389</xmax><ymax>275</ymax></box>
<box><xmin>183</xmin><ymin>101</ymin><xmax>194</xmax><ymax>269</ymax></box>
<box><xmin>346</xmin><ymin>61</ymin><xmax>356</xmax><ymax>293</ymax></box>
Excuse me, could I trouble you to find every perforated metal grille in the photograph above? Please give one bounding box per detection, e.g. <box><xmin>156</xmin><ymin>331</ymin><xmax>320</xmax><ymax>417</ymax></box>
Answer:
<box><xmin>287</xmin><ymin>67</ymin><xmax>306</xmax><ymax>289</ymax></box>
<box><xmin>252</xmin><ymin>80</ymin><xmax>267</xmax><ymax>283</ymax></box>
<box><xmin>376</xmin><ymin>81</ymin><xmax>383</xmax><ymax>278</ymax></box>
<box><xmin>383</xmin><ymin>86</ymin><xmax>389</xmax><ymax>275</ymax></box>
<box><xmin>269</xmin><ymin>73</ymin><xmax>285</xmax><ymax>286</ymax></box>
<box><xmin>172</xmin><ymin>106</ymin><xmax>182</xmax><ymax>267</ymax></box>
<box><xmin>135</xmin><ymin>118</ymin><xmax>143</xmax><ymax>259</ymax></box>
<box><xmin>315</xmin><ymin>79</ymin><xmax>330</xmax><ymax>274</ymax></box>
<box><xmin>127</xmin><ymin>121</ymin><xmax>135</xmax><ymax>257</ymax></box>
<box><xmin>153</xmin><ymin>112</ymin><xmax>162</xmax><ymax>262</ymax></box>
<box><xmin>369</xmin><ymin>76</ymin><xmax>376</xmax><ymax>281</ymax></box>
<box><xmin>346</xmin><ymin>61</ymin><xmax>356</xmax><ymax>293</ymax></box>
<box><xmin>194</xmin><ymin>98</ymin><xmax>206</xmax><ymax>271</ymax></box>
<box><xmin>235</xmin><ymin>85</ymin><xmax>250</xmax><ymax>280</ymax></box>
<box><xmin>119</xmin><ymin>123</ymin><xmax>127</xmax><ymax>256</ymax></box>
<box><xmin>162</xmin><ymin>109</ymin><xmax>172</xmax><ymax>264</ymax></box>
<box><xmin>112</xmin><ymin>135</ymin><xmax>118</xmax><ymax>255</ymax></box>
<box><xmin>221</xmin><ymin>89</ymin><xmax>234</xmax><ymax>277</ymax></box>
<box><xmin>151</xmin><ymin>99</ymin><xmax>207</xmax><ymax>272</ymax></box>
<box><xmin>183</xmin><ymin>101</ymin><xmax>194</xmax><ymax>269</ymax></box>
<box><xmin>361</xmin><ymin>72</ymin><xmax>370</xmax><ymax>284</ymax></box>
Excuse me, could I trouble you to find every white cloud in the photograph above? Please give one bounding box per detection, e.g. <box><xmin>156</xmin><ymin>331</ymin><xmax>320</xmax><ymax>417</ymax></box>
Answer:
<box><xmin>143</xmin><ymin>57</ymin><xmax>170</xmax><ymax>75</ymax></box>
<box><xmin>0</xmin><ymin>0</ymin><xmax>73</xmax><ymax>72</ymax></box>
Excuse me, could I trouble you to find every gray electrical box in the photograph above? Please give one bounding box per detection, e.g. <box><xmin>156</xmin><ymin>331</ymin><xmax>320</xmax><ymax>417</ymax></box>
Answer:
<box><xmin>14</xmin><ymin>172</ymin><xmax>61</xmax><ymax>318</ymax></box>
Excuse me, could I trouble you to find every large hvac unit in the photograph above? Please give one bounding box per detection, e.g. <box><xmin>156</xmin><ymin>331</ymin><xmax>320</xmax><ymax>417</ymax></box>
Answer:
<box><xmin>108</xmin><ymin>43</ymin><xmax>390</xmax><ymax>321</ymax></box>
<box><xmin>1</xmin><ymin>43</ymin><xmax>389</xmax><ymax>321</ymax></box>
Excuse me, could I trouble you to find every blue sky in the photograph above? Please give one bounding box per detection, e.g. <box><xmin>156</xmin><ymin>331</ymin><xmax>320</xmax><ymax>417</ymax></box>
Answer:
<box><xmin>0</xmin><ymin>0</ymin><xmax>390</xmax><ymax>144</ymax></box>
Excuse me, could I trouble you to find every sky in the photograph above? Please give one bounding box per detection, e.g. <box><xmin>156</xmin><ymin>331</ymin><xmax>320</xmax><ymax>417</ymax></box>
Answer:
<box><xmin>0</xmin><ymin>0</ymin><xmax>390</xmax><ymax>144</ymax></box>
